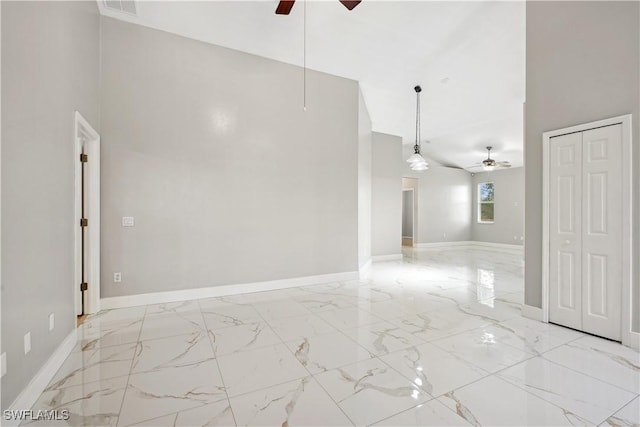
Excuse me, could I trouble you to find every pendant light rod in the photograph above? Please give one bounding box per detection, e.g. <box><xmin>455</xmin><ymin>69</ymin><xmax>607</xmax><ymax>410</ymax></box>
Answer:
<box><xmin>407</xmin><ymin>84</ymin><xmax>428</xmax><ymax>171</ymax></box>
<box><xmin>414</xmin><ymin>85</ymin><xmax>421</xmax><ymax>154</ymax></box>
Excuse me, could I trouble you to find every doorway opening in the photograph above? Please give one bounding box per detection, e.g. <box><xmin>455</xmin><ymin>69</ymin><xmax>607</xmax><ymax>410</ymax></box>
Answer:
<box><xmin>402</xmin><ymin>189</ymin><xmax>414</xmax><ymax>246</ymax></box>
<box><xmin>74</xmin><ymin>111</ymin><xmax>101</xmax><ymax>321</ymax></box>
<box><xmin>402</xmin><ymin>177</ymin><xmax>418</xmax><ymax>247</ymax></box>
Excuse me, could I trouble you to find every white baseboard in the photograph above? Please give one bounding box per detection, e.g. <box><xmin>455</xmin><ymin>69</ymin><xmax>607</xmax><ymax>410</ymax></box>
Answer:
<box><xmin>623</xmin><ymin>330</ymin><xmax>640</xmax><ymax>350</ymax></box>
<box><xmin>5</xmin><ymin>329</ymin><xmax>77</xmax><ymax>426</ymax></box>
<box><xmin>414</xmin><ymin>240</ymin><xmax>523</xmax><ymax>253</ymax></box>
<box><xmin>522</xmin><ymin>304</ymin><xmax>543</xmax><ymax>321</ymax></box>
<box><xmin>415</xmin><ymin>241</ymin><xmax>472</xmax><ymax>249</ymax></box>
<box><xmin>359</xmin><ymin>259</ymin><xmax>372</xmax><ymax>278</ymax></box>
<box><xmin>101</xmin><ymin>271</ymin><xmax>359</xmax><ymax>310</ymax></box>
<box><xmin>371</xmin><ymin>254</ymin><xmax>403</xmax><ymax>262</ymax></box>
<box><xmin>472</xmin><ymin>241</ymin><xmax>524</xmax><ymax>251</ymax></box>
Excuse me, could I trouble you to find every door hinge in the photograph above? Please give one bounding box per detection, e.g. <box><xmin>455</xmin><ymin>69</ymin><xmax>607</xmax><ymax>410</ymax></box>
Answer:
<box><xmin>80</xmin><ymin>282</ymin><xmax>88</xmax><ymax>292</ymax></box>
<box><xmin>80</xmin><ymin>218</ymin><xmax>88</xmax><ymax>227</ymax></box>
<box><xmin>80</xmin><ymin>154</ymin><xmax>88</xmax><ymax>163</ymax></box>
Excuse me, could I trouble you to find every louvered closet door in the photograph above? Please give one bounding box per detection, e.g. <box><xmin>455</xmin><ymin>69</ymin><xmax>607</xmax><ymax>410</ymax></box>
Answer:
<box><xmin>549</xmin><ymin>132</ymin><xmax>583</xmax><ymax>330</ymax></box>
<box><xmin>581</xmin><ymin>124</ymin><xmax>622</xmax><ymax>340</ymax></box>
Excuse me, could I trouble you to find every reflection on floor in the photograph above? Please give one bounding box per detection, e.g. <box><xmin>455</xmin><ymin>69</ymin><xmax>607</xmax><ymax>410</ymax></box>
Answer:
<box><xmin>27</xmin><ymin>247</ymin><xmax>640</xmax><ymax>426</ymax></box>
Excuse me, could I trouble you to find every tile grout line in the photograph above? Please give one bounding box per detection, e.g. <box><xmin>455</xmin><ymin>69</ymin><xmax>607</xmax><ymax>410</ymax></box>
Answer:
<box><xmin>483</xmin><ymin>355</ymin><xmax>634</xmax><ymax>425</ymax></box>
<box><xmin>254</xmin><ymin>287</ymin><xmax>358</xmax><ymax>426</ymax></box>
<box><xmin>197</xmin><ymin>297</ymin><xmax>239</xmax><ymax>427</ymax></box>
<box><xmin>113</xmin><ymin>307</ymin><xmax>147</xmax><ymax>427</ymax></box>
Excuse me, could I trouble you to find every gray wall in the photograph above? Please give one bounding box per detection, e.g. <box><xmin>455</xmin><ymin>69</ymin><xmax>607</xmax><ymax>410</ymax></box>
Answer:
<box><xmin>1</xmin><ymin>1</ymin><xmax>100</xmax><ymax>408</ymax></box>
<box><xmin>371</xmin><ymin>132</ymin><xmax>402</xmax><ymax>257</ymax></box>
<box><xmin>100</xmin><ymin>17</ymin><xmax>359</xmax><ymax>297</ymax></box>
<box><xmin>0</xmin><ymin>0</ymin><xmax>3</xmax><ymax>407</ymax></box>
<box><xmin>404</xmin><ymin>166</ymin><xmax>473</xmax><ymax>244</ymax></box>
<box><xmin>525</xmin><ymin>1</ymin><xmax>639</xmax><ymax>332</ymax></box>
<box><xmin>472</xmin><ymin>167</ymin><xmax>524</xmax><ymax>245</ymax></box>
<box><xmin>402</xmin><ymin>190</ymin><xmax>413</xmax><ymax>238</ymax></box>
<box><xmin>358</xmin><ymin>89</ymin><xmax>372</xmax><ymax>268</ymax></box>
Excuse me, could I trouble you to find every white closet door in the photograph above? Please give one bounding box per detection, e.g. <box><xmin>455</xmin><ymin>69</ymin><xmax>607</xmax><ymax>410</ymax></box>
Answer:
<box><xmin>549</xmin><ymin>132</ymin><xmax>583</xmax><ymax>330</ymax></box>
<box><xmin>581</xmin><ymin>124</ymin><xmax>622</xmax><ymax>340</ymax></box>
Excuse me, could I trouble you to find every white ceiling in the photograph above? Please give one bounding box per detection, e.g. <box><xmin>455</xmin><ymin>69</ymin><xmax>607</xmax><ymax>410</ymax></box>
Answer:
<box><xmin>99</xmin><ymin>0</ymin><xmax>525</xmax><ymax>170</ymax></box>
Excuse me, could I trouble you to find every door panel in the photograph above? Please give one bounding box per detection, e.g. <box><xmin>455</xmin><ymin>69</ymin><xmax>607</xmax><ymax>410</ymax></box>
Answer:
<box><xmin>558</xmin><ymin>251</ymin><xmax>576</xmax><ymax>309</ymax></box>
<box><xmin>581</xmin><ymin>124</ymin><xmax>622</xmax><ymax>340</ymax></box>
<box><xmin>587</xmin><ymin>172</ymin><xmax>607</xmax><ymax>234</ymax></box>
<box><xmin>549</xmin><ymin>132</ymin><xmax>582</xmax><ymax>330</ymax></box>
<box><xmin>586</xmin><ymin>253</ymin><xmax>607</xmax><ymax>317</ymax></box>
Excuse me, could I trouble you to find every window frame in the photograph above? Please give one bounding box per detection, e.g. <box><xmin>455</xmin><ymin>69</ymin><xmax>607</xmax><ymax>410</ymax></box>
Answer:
<box><xmin>477</xmin><ymin>182</ymin><xmax>495</xmax><ymax>224</ymax></box>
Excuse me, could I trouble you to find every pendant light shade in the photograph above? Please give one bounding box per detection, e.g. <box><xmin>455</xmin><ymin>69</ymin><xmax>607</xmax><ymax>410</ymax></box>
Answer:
<box><xmin>407</xmin><ymin>85</ymin><xmax>428</xmax><ymax>171</ymax></box>
<box><xmin>406</xmin><ymin>153</ymin><xmax>425</xmax><ymax>164</ymax></box>
<box><xmin>411</xmin><ymin>162</ymin><xmax>428</xmax><ymax>171</ymax></box>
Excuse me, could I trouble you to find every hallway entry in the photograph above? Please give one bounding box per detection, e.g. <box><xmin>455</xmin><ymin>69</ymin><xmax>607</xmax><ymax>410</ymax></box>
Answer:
<box><xmin>402</xmin><ymin>177</ymin><xmax>418</xmax><ymax>247</ymax></box>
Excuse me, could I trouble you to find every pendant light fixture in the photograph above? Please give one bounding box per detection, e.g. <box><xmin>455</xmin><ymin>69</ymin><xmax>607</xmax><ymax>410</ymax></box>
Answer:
<box><xmin>406</xmin><ymin>85</ymin><xmax>428</xmax><ymax>171</ymax></box>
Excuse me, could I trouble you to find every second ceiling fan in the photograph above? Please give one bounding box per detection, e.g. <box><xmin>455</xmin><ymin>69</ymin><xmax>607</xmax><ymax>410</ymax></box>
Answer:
<box><xmin>467</xmin><ymin>146</ymin><xmax>512</xmax><ymax>171</ymax></box>
<box><xmin>276</xmin><ymin>0</ymin><xmax>361</xmax><ymax>15</ymax></box>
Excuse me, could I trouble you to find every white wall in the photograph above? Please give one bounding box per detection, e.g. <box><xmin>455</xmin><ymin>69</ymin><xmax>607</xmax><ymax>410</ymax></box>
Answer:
<box><xmin>525</xmin><ymin>1</ymin><xmax>639</xmax><ymax>333</ymax></box>
<box><xmin>371</xmin><ymin>132</ymin><xmax>402</xmax><ymax>257</ymax></box>
<box><xmin>358</xmin><ymin>89</ymin><xmax>372</xmax><ymax>269</ymax></box>
<box><xmin>471</xmin><ymin>167</ymin><xmax>524</xmax><ymax>245</ymax></box>
<box><xmin>404</xmin><ymin>164</ymin><xmax>473</xmax><ymax>244</ymax></box>
<box><xmin>1</xmin><ymin>1</ymin><xmax>101</xmax><ymax>408</ymax></box>
<box><xmin>100</xmin><ymin>17</ymin><xmax>360</xmax><ymax>298</ymax></box>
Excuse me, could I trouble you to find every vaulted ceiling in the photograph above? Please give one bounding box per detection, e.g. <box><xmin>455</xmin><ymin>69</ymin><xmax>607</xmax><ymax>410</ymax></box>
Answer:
<box><xmin>99</xmin><ymin>0</ymin><xmax>525</xmax><ymax>169</ymax></box>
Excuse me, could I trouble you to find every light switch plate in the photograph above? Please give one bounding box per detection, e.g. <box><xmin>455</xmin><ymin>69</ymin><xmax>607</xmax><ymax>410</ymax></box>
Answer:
<box><xmin>49</xmin><ymin>313</ymin><xmax>55</xmax><ymax>331</ymax></box>
<box><xmin>24</xmin><ymin>332</ymin><xmax>31</xmax><ymax>355</ymax></box>
<box><xmin>1</xmin><ymin>353</ymin><xmax>6</xmax><ymax>378</ymax></box>
<box><xmin>122</xmin><ymin>217</ymin><xmax>135</xmax><ymax>227</ymax></box>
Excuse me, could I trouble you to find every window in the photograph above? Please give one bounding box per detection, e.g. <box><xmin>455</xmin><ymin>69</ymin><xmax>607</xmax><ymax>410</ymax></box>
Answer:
<box><xmin>478</xmin><ymin>182</ymin><xmax>494</xmax><ymax>223</ymax></box>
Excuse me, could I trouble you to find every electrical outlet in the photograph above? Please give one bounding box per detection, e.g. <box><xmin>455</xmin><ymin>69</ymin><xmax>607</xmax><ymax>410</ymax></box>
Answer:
<box><xmin>520</xmin><ymin>236</ymin><xmax>524</xmax><ymax>241</ymax></box>
<box><xmin>24</xmin><ymin>332</ymin><xmax>31</xmax><ymax>355</ymax></box>
<box><xmin>122</xmin><ymin>217</ymin><xmax>135</xmax><ymax>227</ymax></box>
<box><xmin>1</xmin><ymin>353</ymin><xmax>6</xmax><ymax>378</ymax></box>
<box><xmin>443</xmin><ymin>232</ymin><xmax>447</xmax><ymax>239</ymax></box>
<box><xmin>49</xmin><ymin>313</ymin><xmax>55</xmax><ymax>331</ymax></box>
<box><xmin>114</xmin><ymin>272</ymin><xmax>122</xmax><ymax>283</ymax></box>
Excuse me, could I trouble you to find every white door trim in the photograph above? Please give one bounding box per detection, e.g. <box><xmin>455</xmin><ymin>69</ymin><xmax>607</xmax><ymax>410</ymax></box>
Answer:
<box><xmin>74</xmin><ymin>111</ymin><xmax>101</xmax><ymax>316</ymax></box>
<box><xmin>542</xmin><ymin>114</ymin><xmax>633</xmax><ymax>348</ymax></box>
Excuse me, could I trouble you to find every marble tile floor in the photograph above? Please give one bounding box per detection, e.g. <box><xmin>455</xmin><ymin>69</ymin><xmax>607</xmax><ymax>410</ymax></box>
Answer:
<box><xmin>25</xmin><ymin>247</ymin><xmax>640</xmax><ymax>426</ymax></box>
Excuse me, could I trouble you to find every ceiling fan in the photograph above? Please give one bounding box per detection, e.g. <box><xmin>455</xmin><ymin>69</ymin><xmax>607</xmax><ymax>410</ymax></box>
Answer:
<box><xmin>276</xmin><ymin>0</ymin><xmax>361</xmax><ymax>15</ymax></box>
<box><xmin>467</xmin><ymin>146</ymin><xmax>511</xmax><ymax>171</ymax></box>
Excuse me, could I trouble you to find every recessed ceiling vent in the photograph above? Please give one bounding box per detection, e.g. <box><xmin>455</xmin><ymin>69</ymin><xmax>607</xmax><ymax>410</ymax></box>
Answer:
<box><xmin>103</xmin><ymin>0</ymin><xmax>137</xmax><ymax>16</ymax></box>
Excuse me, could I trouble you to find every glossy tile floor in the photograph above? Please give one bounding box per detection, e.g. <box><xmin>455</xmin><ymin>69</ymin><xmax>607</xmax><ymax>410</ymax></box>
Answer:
<box><xmin>27</xmin><ymin>247</ymin><xmax>640</xmax><ymax>426</ymax></box>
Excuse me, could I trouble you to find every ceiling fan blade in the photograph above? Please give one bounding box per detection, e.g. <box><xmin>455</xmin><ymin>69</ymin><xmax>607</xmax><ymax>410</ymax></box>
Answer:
<box><xmin>339</xmin><ymin>0</ymin><xmax>362</xmax><ymax>10</ymax></box>
<box><xmin>276</xmin><ymin>0</ymin><xmax>296</xmax><ymax>15</ymax></box>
